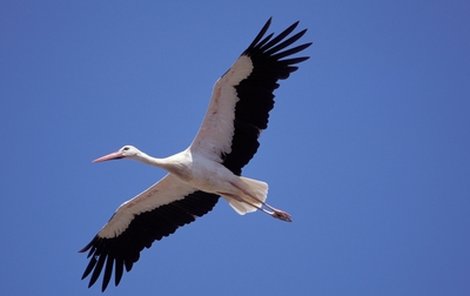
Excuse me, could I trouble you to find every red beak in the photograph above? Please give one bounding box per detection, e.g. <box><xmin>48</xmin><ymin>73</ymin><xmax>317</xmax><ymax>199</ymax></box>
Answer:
<box><xmin>92</xmin><ymin>151</ymin><xmax>125</xmax><ymax>163</ymax></box>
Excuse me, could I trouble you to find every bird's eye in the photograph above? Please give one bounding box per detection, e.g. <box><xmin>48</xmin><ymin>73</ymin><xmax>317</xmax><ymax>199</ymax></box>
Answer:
<box><xmin>123</xmin><ymin>147</ymin><xmax>130</xmax><ymax>151</ymax></box>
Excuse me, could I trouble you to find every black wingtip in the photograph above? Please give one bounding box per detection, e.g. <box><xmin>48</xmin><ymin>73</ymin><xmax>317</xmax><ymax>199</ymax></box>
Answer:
<box><xmin>101</xmin><ymin>256</ymin><xmax>114</xmax><ymax>292</ymax></box>
<box><xmin>243</xmin><ymin>18</ymin><xmax>311</xmax><ymax>61</ymax></box>
<box><xmin>258</xmin><ymin>20</ymin><xmax>300</xmax><ymax>52</ymax></box>
<box><xmin>114</xmin><ymin>258</ymin><xmax>124</xmax><ymax>287</ymax></box>
<box><xmin>243</xmin><ymin>17</ymin><xmax>273</xmax><ymax>54</ymax></box>
<box><xmin>78</xmin><ymin>241</ymin><xmax>92</xmax><ymax>253</ymax></box>
<box><xmin>88</xmin><ymin>254</ymin><xmax>106</xmax><ymax>289</ymax></box>
<box><xmin>82</xmin><ymin>256</ymin><xmax>97</xmax><ymax>280</ymax></box>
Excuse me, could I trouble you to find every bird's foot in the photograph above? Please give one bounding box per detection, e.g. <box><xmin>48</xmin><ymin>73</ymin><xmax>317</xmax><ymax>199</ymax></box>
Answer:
<box><xmin>271</xmin><ymin>209</ymin><xmax>292</xmax><ymax>222</ymax></box>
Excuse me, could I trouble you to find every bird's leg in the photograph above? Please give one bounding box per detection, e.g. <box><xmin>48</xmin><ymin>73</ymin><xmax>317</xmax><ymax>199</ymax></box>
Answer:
<box><xmin>221</xmin><ymin>186</ymin><xmax>292</xmax><ymax>223</ymax></box>
<box><xmin>259</xmin><ymin>202</ymin><xmax>292</xmax><ymax>222</ymax></box>
<box><xmin>232</xmin><ymin>183</ymin><xmax>293</xmax><ymax>222</ymax></box>
<box><xmin>265</xmin><ymin>205</ymin><xmax>292</xmax><ymax>222</ymax></box>
<box><xmin>221</xmin><ymin>192</ymin><xmax>276</xmax><ymax>217</ymax></box>
<box><xmin>255</xmin><ymin>200</ymin><xmax>292</xmax><ymax>222</ymax></box>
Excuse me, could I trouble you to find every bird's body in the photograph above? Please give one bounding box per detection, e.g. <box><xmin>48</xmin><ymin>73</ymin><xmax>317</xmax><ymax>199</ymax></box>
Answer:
<box><xmin>168</xmin><ymin>149</ymin><xmax>243</xmax><ymax>198</ymax></box>
<box><xmin>81</xmin><ymin>18</ymin><xmax>311</xmax><ymax>291</ymax></box>
<box><xmin>162</xmin><ymin>149</ymin><xmax>237</xmax><ymax>190</ymax></box>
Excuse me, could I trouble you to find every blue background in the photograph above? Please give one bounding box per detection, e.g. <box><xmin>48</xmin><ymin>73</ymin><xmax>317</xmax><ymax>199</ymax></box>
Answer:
<box><xmin>1</xmin><ymin>1</ymin><xmax>469</xmax><ymax>295</ymax></box>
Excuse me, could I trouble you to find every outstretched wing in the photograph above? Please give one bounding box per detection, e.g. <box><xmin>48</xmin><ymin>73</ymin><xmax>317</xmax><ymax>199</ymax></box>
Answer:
<box><xmin>190</xmin><ymin>18</ymin><xmax>311</xmax><ymax>175</ymax></box>
<box><xmin>81</xmin><ymin>18</ymin><xmax>311</xmax><ymax>292</ymax></box>
<box><xmin>80</xmin><ymin>174</ymin><xmax>219</xmax><ymax>291</ymax></box>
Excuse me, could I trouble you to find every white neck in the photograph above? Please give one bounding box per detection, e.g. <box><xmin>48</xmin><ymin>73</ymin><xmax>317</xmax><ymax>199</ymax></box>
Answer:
<box><xmin>134</xmin><ymin>152</ymin><xmax>170</xmax><ymax>170</ymax></box>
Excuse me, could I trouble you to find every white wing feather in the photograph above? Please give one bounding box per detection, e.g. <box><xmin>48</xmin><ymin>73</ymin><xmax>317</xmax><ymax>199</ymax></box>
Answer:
<box><xmin>98</xmin><ymin>174</ymin><xmax>196</xmax><ymax>238</ymax></box>
<box><xmin>190</xmin><ymin>55</ymin><xmax>253</xmax><ymax>161</ymax></box>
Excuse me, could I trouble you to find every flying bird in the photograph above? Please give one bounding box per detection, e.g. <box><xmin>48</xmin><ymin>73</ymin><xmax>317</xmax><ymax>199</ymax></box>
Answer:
<box><xmin>80</xmin><ymin>18</ymin><xmax>311</xmax><ymax>291</ymax></box>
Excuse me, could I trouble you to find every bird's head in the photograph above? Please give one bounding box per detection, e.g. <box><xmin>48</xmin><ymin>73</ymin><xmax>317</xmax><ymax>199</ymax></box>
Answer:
<box><xmin>93</xmin><ymin>145</ymin><xmax>142</xmax><ymax>163</ymax></box>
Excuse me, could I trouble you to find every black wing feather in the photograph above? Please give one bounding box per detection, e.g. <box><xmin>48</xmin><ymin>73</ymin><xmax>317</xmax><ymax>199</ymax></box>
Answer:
<box><xmin>259</xmin><ymin>21</ymin><xmax>300</xmax><ymax>52</ymax></box>
<box><xmin>245</xmin><ymin>17</ymin><xmax>272</xmax><ymax>50</ymax></box>
<box><xmin>222</xmin><ymin>19</ymin><xmax>311</xmax><ymax>175</ymax></box>
<box><xmin>80</xmin><ymin>191</ymin><xmax>219</xmax><ymax>291</ymax></box>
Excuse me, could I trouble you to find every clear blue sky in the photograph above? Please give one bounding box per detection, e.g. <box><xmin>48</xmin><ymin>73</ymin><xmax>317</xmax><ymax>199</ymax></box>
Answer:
<box><xmin>1</xmin><ymin>1</ymin><xmax>469</xmax><ymax>295</ymax></box>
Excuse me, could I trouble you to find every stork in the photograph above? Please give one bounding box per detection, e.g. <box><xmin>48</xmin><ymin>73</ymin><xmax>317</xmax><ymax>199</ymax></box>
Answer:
<box><xmin>80</xmin><ymin>18</ymin><xmax>311</xmax><ymax>291</ymax></box>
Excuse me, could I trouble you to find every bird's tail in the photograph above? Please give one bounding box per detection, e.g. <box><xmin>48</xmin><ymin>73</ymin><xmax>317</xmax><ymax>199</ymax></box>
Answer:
<box><xmin>227</xmin><ymin>177</ymin><xmax>268</xmax><ymax>215</ymax></box>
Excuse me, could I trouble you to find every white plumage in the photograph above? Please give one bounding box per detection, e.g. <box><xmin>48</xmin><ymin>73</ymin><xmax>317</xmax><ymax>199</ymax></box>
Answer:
<box><xmin>97</xmin><ymin>174</ymin><xmax>194</xmax><ymax>239</ymax></box>
<box><xmin>191</xmin><ymin>55</ymin><xmax>253</xmax><ymax>160</ymax></box>
<box><xmin>81</xmin><ymin>18</ymin><xmax>311</xmax><ymax>291</ymax></box>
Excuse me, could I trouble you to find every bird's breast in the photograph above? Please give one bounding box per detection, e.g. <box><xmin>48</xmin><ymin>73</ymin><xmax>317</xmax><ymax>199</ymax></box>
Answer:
<box><xmin>188</xmin><ymin>157</ymin><xmax>234</xmax><ymax>193</ymax></box>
